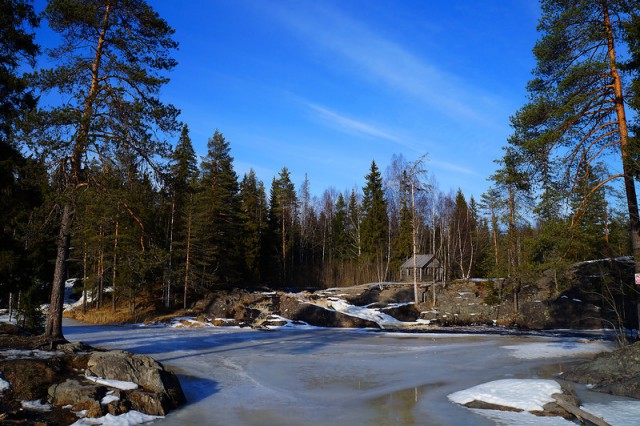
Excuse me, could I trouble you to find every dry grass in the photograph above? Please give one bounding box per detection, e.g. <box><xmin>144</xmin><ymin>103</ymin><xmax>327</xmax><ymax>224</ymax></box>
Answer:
<box><xmin>63</xmin><ymin>298</ymin><xmax>205</xmax><ymax>325</ymax></box>
<box><xmin>64</xmin><ymin>303</ymin><xmax>160</xmax><ymax>324</ymax></box>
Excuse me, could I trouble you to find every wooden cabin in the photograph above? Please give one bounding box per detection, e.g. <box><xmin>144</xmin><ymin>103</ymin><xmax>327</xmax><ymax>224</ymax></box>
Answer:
<box><xmin>399</xmin><ymin>254</ymin><xmax>443</xmax><ymax>282</ymax></box>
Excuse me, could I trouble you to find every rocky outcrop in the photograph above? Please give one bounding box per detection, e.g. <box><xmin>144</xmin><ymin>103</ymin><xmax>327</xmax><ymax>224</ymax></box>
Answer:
<box><xmin>0</xmin><ymin>334</ymin><xmax>185</xmax><ymax>423</ymax></box>
<box><xmin>203</xmin><ymin>290</ymin><xmax>269</xmax><ymax>324</ymax></box>
<box><xmin>84</xmin><ymin>350</ymin><xmax>185</xmax><ymax>415</ymax></box>
<box><xmin>563</xmin><ymin>341</ymin><xmax>640</xmax><ymax>399</ymax></box>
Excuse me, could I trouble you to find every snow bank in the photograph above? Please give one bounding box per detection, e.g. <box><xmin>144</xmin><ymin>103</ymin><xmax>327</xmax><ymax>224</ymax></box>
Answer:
<box><xmin>70</xmin><ymin>410</ymin><xmax>162</xmax><ymax>425</ymax></box>
<box><xmin>448</xmin><ymin>379</ymin><xmax>561</xmax><ymax>412</ymax></box>
<box><xmin>501</xmin><ymin>340</ymin><xmax>612</xmax><ymax>359</ymax></box>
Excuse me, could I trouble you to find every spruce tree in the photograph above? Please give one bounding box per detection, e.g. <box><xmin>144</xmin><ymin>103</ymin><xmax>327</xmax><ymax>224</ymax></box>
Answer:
<box><xmin>0</xmin><ymin>0</ymin><xmax>39</xmax><ymax>142</ymax></box>
<box><xmin>240</xmin><ymin>169</ymin><xmax>268</xmax><ymax>284</ymax></box>
<box><xmin>331</xmin><ymin>193</ymin><xmax>350</xmax><ymax>260</ymax></box>
<box><xmin>193</xmin><ymin>130</ymin><xmax>243</xmax><ymax>290</ymax></box>
<box><xmin>268</xmin><ymin>168</ymin><xmax>297</xmax><ymax>284</ymax></box>
<box><xmin>167</xmin><ymin>124</ymin><xmax>198</xmax><ymax>306</ymax></box>
<box><xmin>347</xmin><ymin>189</ymin><xmax>362</xmax><ymax>258</ymax></box>
<box><xmin>360</xmin><ymin>161</ymin><xmax>388</xmax><ymax>282</ymax></box>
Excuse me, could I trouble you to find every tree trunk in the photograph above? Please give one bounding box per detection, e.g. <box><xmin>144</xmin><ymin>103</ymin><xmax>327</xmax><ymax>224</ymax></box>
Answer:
<box><xmin>411</xmin><ymin>181</ymin><xmax>419</xmax><ymax>306</ymax></box>
<box><xmin>111</xmin><ymin>219</ymin><xmax>118</xmax><ymax>312</ymax></box>
<box><xmin>82</xmin><ymin>242</ymin><xmax>87</xmax><ymax>314</ymax></box>
<box><xmin>603</xmin><ymin>4</ymin><xmax>640</xmax><ymax>329</ymax></box>
<box><xmin>184</xmin><ymin>201</ymin><xmax>192</xmax><ymax>310</ymax></box>
<box><xmin>97</xmin><ymin>225</ymin><xmax>105</xmax><ymax>309</ymax></box>
<box><xmin>44</xmin><ymin>202</ymin><xmax>73</xmax><ymax>339</ymax></box>
<box><xmin>166</xmin><ymin>199</ymin><xmax>175</xmax><ymax>308</ymax></box>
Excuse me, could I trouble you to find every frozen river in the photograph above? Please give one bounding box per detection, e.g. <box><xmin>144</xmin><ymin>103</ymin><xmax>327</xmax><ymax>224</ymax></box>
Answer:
<box><xmin>62</xmin><ymin>320</ymin><xmax>631</xmax><ymax>425</ymax></box>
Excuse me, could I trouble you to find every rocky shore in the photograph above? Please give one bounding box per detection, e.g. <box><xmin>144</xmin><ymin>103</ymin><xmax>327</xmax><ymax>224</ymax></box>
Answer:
<box><xmin>0</xmin><ymin>325</ymin><xmax>185</xmax><ymax>425</ymax></box>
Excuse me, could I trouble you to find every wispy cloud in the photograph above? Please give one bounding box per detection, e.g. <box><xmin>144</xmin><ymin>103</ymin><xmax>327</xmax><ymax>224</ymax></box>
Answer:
<box><xmin>304</xmin><ymin>102</ymin><xmax>400</xmax><ymax>142</ymax></box>
<box><xmin>269</xmin><ymin>4</ymin><xmax>504</xmax><ymax>128</ymax></box>
<box><xmin>431</xmin><ymin>160</ymin><xmax>477</xmax><ymax>175</ymax></box>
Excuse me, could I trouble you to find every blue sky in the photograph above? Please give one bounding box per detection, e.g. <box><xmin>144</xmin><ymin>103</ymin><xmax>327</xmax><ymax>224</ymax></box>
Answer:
<box><xmin>37</xmin><ymin>0</ymin><xmax>542</xmax><ymax>199</ymax></box>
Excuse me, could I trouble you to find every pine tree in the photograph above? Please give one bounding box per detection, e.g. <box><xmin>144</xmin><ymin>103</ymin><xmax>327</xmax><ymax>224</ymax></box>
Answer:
<box><xmin>508</xmin><ymin>0</ymin><xmax>640</xmax><ymax>284</ymax></box>
<box><xmin>479</xmin><ymin>187</ymin><xmax>502</xmax><ymax>273</ymax></box>
<box><xmin>569</xmin><ymin>161</ymin><xmax>609</xmax><ymax>260</ymax></box>
<box><xmin>26</xmin><ymin>0</ymin><xmax>179</xmax><ymax>338</ymax></box>
<box><xmin>490</xmin><ymin>148</ymin><xmax>531</xmax><ymax>277</ymax></box>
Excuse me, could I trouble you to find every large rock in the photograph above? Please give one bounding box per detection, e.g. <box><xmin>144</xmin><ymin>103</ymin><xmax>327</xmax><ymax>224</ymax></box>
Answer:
<box><xmin>48</xmin><ymin>379</ymin><xmax>104</xmax><ymax>417</ymax></box>
<box><xmin>563</xmin><ymin>341</ymin><xmax>640</xmax><ymax>399</ymax></box>
<box><xmin>277</xmin><ymin>296</ymin><xmax>381</xmax><ymax>328</ymax></box>
<box><xmin>204</xmin><ymin>290</ymin><xmax>269</xmax><ymax>323</ymax></box>
<box><xmin>380</xmin><ymin>304</ymin><xmax>420</xmax><ymax>322</ymax></box>
<box><xmin>85</xmin><ymin>350</ymin><xmax>185</xmax><ymax>411</ymax></box>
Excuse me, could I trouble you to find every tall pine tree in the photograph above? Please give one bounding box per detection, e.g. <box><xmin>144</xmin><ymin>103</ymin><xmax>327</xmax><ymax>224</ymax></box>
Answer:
<box><xmin>508</xmin><ymin>0</ymin><xmax>640</xmax><ymax>283</ymax></box>
<box><xmin>27</xmin><ymin>0</ymin><xmax>179</xmax><ymax>338</ymax></box>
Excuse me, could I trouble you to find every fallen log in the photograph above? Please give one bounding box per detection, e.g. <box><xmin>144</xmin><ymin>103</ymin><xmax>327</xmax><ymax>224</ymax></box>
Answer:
<box><xmin>552</xmin><ymin>394</ymin><xmax>610</xmax><ymax>426</ymax></box>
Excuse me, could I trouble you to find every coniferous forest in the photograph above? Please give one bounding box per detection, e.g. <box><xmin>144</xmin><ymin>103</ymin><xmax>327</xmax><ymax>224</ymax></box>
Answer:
<box><xmin>2</xmin><ymin>0</ymin><xmax>640</xmax><ymax>337</ymax></box>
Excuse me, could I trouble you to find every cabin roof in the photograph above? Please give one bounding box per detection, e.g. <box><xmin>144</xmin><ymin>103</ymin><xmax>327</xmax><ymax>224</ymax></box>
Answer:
<box><xmin>399</xmin><ymin>254</ymin><xmax>439</xmax><ymax>269</ymax></box>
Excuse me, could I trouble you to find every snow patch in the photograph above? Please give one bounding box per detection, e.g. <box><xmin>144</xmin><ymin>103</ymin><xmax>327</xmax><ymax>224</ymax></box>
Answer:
<box><xmin>101</xmin><ymin>393</ymin><xmax>120</xmax><ymax>405</ymax></box>
<box><xmin>0</xmin><ymin>376</ymin><xmax>10</xmax><ymax>395</ymax></box>
<box><xmin>325</xmin><ymin>298</ymin><xmax>402</xmax><ymax>326</ymax></box>
<box><xmin>501</xmin><ymin>340</ymin><xmax>612</xmax><ymax>359</ymax></box>
<box><xmin>448</xmin><ymin>379</ymin><xmax>561</xmax><ymax>412</ymax></box>
<box><xmin>70</xmin><ymin>410</ymin><xmax>163</xmax><ymax>425</ymax></box>
<box><xmin>0</xmin><ymin>349</ymin><xmax>62</xmax><ymax>360</ymax></box>
<box><xmin>21</xmin><ymin>399</ymin><xmax>52</xmax><ymax>411</ymax></box>
<box><xmin>264</xmin><ymin>315</ymin><xmax>317</xmax><ymax>330</ymax></box>
<box><xmin>85</xmin><ymin>375</ymin><xmax>138</xmax><ymax>390</ymax></box>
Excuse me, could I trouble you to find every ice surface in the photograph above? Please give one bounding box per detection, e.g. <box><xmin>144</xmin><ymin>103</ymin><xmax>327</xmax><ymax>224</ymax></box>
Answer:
<box><xmin>470</xmin><ymin>409</ymin><xmax>574</xmax><ymax>425</ymax></box>
<box><xmin>61</xmin><ymin>319</ymin><xmax>635</xmax><ymax>426</ymax></box>
<box><xmin>581</xmin><ymin>400</ymin><xmax>640</xmax><ymax>425</ymax></box>
<box><xmin>447</xmin><ymin>379</ymin><xmax>561</xmax><ymax>411</ymax></box>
